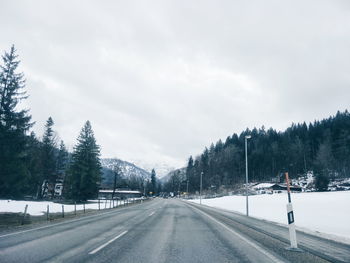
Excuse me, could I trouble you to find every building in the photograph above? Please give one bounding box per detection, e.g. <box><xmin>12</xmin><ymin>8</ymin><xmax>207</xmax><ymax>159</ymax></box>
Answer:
<box><xmin>252</xmin><ymin>183</ymin><xmax>302</xmax><ymax>194</ymax></box>
<box><xmin>252</xmin><ymin>183</ymin><xmax>275</xmax><ymax>194</ymax></box>
<box><xmin>272</xmin><ymin>184</ymin><xmax>302</xmax><ymax>193</ymax></box>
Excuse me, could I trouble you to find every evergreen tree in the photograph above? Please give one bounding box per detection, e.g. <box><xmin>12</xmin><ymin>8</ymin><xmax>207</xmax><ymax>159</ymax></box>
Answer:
<box><xmin>314</xmin><ymin>173</ymin><xmax>330</xmax><ymax>191</ymax></box>
<box><xmin>313</xmin><ymin>139</ymin><xmax>333</xmax><ymax>190</ymax></box>
<box><xmin>65</xmin><ymin>121</ymin><xmax>101</xmax><ymax>201</ymax></box>
<box><xmin>186</xmin><ymin>156</ymin><xmax>194</xmax><ymax>191</ymax></box>
<box><xmin>112</xmin><ymin>164</ymin><xmax>121</xmax><ymax>199</ymax></box>
<box><xmin>25</xmin><ymin>132</ymin><xmax>43</xmax><ymax>197</ymax></box>
<box><xmin>56</xmin><ymin>140</ymin><xmax>68</xmax><ymax>179</ymax></box>
<box><xmin>0</xmin><ymin>46</ymin><xmax>32</xmax><ymax>198</ymax></box>
<box><xmin>184</xmin><ymin>110</ymin><xmax>350</xmax><ymax>194</ymax></box>
<box><xmin>41</xmin><ymin>117</ymin><xmax>57</xmax><ymax>198</ymax></box>
<box><xmin>151</xmin><ymin>169</ymin><xmax>157</xmax><ymax>195</ymax></box>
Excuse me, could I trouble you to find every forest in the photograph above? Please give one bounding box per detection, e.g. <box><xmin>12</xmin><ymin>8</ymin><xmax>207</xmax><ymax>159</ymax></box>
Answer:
<box><xmin>164</xmin><ymin>111</ymin><xmax>350</xmax><ymax>194</ymax></box>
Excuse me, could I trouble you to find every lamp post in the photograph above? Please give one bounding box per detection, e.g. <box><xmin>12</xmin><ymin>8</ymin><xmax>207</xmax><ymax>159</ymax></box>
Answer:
<box><xmin>200</xmin><ymin>172</ymin><xmax>203</xmax><ymax>205</ymax></box>
<box><xmin>245</xmin><ymin>135</ymin><xmax>251</xmax><ymax>216</ymax></box>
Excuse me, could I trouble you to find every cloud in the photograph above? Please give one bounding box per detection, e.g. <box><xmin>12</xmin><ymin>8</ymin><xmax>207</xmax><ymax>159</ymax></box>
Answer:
<box><xmin>1</xmin><ymin>0</ymin><xmax>350</xmax><ymax>169</ymax></box>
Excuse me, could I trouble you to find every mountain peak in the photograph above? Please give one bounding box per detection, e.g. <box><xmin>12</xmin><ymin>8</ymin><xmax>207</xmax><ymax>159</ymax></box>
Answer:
<box><xmin>129</xmin><ymin>159</ymin><xmax>177</xmax><ymax>178</ymax></box>
<box><xmin>101</xmin><ymin>158</ymin><xmax>151</xmax><ymax>187</ymax></box>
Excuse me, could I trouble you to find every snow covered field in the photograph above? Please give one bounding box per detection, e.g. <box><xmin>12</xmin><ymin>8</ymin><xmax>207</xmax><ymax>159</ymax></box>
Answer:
<box><xmin>189</xmin><ymin>191</ymin><xmax>350</xmax><ymax>240</ymax></box>
<box><xmin>0</xmin><ymin>199</ymin><xmax>133</xmax><ymax>216</ymax></box>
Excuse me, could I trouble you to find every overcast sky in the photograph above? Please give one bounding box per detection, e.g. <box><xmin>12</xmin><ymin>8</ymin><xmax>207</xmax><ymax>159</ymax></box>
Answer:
<box><xmin>1</xmin><ymin>0</ymin><xmax>350</xmax><ymax>171</ymax></box>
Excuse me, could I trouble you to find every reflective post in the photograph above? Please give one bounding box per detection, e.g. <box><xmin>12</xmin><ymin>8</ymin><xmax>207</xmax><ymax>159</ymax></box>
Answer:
<box><xmin>245</xmin><ymin>135</ymin><xmax>251</xmax><ymax>216</ymax></box>
<box><xmin>285</xmin><ymin>172</ymin><xmax>301</xmax><ymax>251</ymax></box>
<box><xmin>200</xmin><ymin>172</ymin><xmax>203</xmax><ymax>205</ymax></box>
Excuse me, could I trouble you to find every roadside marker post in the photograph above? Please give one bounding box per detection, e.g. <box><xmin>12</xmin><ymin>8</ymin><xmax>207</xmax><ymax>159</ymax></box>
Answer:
<box><xmin>46</xmin><ymin>205</ymin><xmax>50</xmax><ymax>221</ymax></box>
<box><xmin>285</xmin><ymin>172</ymin><xmax>302</xmax><ymax>252</ymax></box>
<box><xmin>200</xmin><ymin>172</ymin><xmax>203</xmax><ymax>205</ymax></box>
<box><xmin>47</xmin><ymin>205</ymin><xmax>49</xmax><ymax>221</ymax></box>
<box><xmin>21</xmin><ymin>204</ymin><xmax>28</xmax><ymax>225</ymax></box>
<box><xmin>62</xmin><ymin>205</ymin><xmax>64</xmax><ymax>218</ymax></box>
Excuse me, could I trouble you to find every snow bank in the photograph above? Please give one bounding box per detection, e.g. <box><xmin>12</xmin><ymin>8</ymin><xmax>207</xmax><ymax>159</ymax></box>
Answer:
<box><xmin>189</xmin><ymin>191</ymin><xmax>350</xmax><ymax>239</ymax></box>
<box><xmin>0</xmin><ymin>199</ymin><xmax>127</xmax><ymax>216</ymax></box>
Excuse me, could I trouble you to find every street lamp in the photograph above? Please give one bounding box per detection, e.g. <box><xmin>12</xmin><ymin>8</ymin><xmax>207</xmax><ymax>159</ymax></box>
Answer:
<box><xmin>245</xmin><ymin>135</ymin><xmax>251</xmax><ymax>216</ymax></box>
<box><xmin>200</xmin><ymin>172</ymin><xmax>203</xmax><ymax>205</ymax></box>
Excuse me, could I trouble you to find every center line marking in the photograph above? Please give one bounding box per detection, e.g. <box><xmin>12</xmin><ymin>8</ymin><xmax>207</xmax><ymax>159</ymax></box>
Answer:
<box><xmin>149</xmin><ymin>211</ymin><xmax>155</xmax><ymax>216</ymax></box>
<box><xmin>88</xmin><ymin>230</ymin><xmax>128</xmax><ymax>255</ymax></box>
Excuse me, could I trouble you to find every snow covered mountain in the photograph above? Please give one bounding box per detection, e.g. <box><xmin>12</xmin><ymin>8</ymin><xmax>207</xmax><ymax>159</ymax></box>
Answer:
<box><xmin>160</xmin><ymin>167</ymin><xmax>186</xmax><ymax>183</ymax></box>
<box><xmin>101</xmin><ymin>158</ymin><xmax>151</xmax><ymax>187</ymax></box>
<box><xmin>129</xmin><ymin>159</ymin><xmax>177</xmax><ymax>178</ymax></box>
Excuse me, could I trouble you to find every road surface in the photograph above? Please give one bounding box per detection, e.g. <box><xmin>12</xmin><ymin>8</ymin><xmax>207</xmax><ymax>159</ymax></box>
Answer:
<box><xmin>0</xmin><ymin>198</ymin><xmax>349</xmax><ymax>263</ymax></box>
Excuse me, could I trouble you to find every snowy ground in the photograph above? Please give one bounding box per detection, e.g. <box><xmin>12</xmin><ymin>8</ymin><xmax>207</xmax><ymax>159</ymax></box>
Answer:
<box><xmin>189</xmin><ymin>191</ymin><xmax>350</xmax><ymax>241</ymax></box>
<box><xmin>0</xmin><ymin>199</ymin><xmax>137</xmax><ymax>216</ymax></box>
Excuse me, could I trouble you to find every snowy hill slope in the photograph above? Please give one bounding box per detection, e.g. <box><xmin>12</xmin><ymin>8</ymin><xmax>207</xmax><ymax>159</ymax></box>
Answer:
<box><xmin>160</xmin><ymin>167</ymin><xmax>186</xmax><ymax>183</ymax></box>
<box><xmin>130</xmin><ymin>159</ymin><xmax>177</xmax><ymax>178</ymax></box>
<box><xmin>101</xmin><ymin>158</ymin><xmax>151</xmax><ymax>187</ymax></box>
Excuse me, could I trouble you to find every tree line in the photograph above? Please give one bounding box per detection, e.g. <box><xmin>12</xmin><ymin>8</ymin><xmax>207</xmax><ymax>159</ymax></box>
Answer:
<box><xmin>0</xmin><ymin>46</ymin><xmax>101</xmax><ymax>201</ymax></box>
<box><xmin>179</xmin><ymin>111</ymin><xmax>350</xmax><ymax>194</ymax></box>
<box><xmin>102</xmin><ymin>165</ymin><xmax>160</xmax><ymax>196</ymax></box>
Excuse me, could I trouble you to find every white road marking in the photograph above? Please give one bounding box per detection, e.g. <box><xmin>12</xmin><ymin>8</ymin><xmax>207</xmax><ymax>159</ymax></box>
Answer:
<box><xmin>190</xmin><ymin>205</ymin><xmax>284</xmax><ymax>263</ymax></box>
<box><xmin>149</xmin><ymin>211</ymin><xmax>155</xmax><ymax>217</ymax></box>
<box><xmin>0</xmin><ymin>204</ymin><xmax>136</xmax><ymax>238</ymax></box>
<box><xmin>88</xmin><ymin>230</ymin><xmax>128</xmax><ymax>255</ymax></box>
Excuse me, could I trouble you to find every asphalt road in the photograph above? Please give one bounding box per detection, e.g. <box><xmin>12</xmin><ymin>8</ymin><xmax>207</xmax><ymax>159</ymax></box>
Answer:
<box><xmin>0</xmin><ymin>198</ymin><xmax>349</xmax><ymax>263</ymax></box>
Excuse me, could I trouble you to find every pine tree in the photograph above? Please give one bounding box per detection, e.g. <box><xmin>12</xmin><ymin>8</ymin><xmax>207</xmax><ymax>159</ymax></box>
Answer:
<box><xmin>314</xmin><ymin>173</ymin><xmax>330</xmax><ymax>192</ymax></box>
<box><xmin>56</xmin><ymin>140</ymin><xmax>68</xmax><ymax>179</ymax></box>
<box><xmin>151</xmin><ymin>169</ymin><xmax>157</xmax><ymax>195</ymax></box>
<box><xmin>0</xmin><ymin>46</ymin><xmax>32</xmax><ymax>198</ymax></box>
<box><xmin>112</xmin><ymin>164</ymin><xmax>121</xmax><ymax>199</ymax></box>
<box><xmin>25</xmin><ymin>132</ymin><xmax>43</xmax><ymax>197</ymax></box>
<box><xmin>66</xmin><ymin>121</ymin><xmax>101</xmax><ymax>201</ymax></box>
<box><xmin>181</xmin><ymin>109</ymin><xmax>350</xmax><ymax>193</ymax></box>
<box><xmin>314</xmin><ymin>139</ymin><xmax>333</xmax><ymax>191</ymax></box>
<box><xmin>41</xmin><ymin>117</ymin><xmax>57</xmax><ymax>198</ymax></box>
<box><xmin>186</xmin><ymin>156</ymin><xmax>194</xmax><ymax>192</ymax></box>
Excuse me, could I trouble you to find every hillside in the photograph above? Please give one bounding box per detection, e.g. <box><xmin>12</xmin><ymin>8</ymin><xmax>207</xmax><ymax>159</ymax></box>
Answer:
<box><xmin>130</xmin><ymin>159</ymin><xmax>176</xmax><ymax>178</ymax></box>
<box><xmin>101</xmin><ymin>158</ymin><xmax>151</xmax><ymax>188</ymax></box>
<box><xmin>170</xmin><ymin>110</ymin><xmax>350</xmax><ymax>194</ymax></box>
